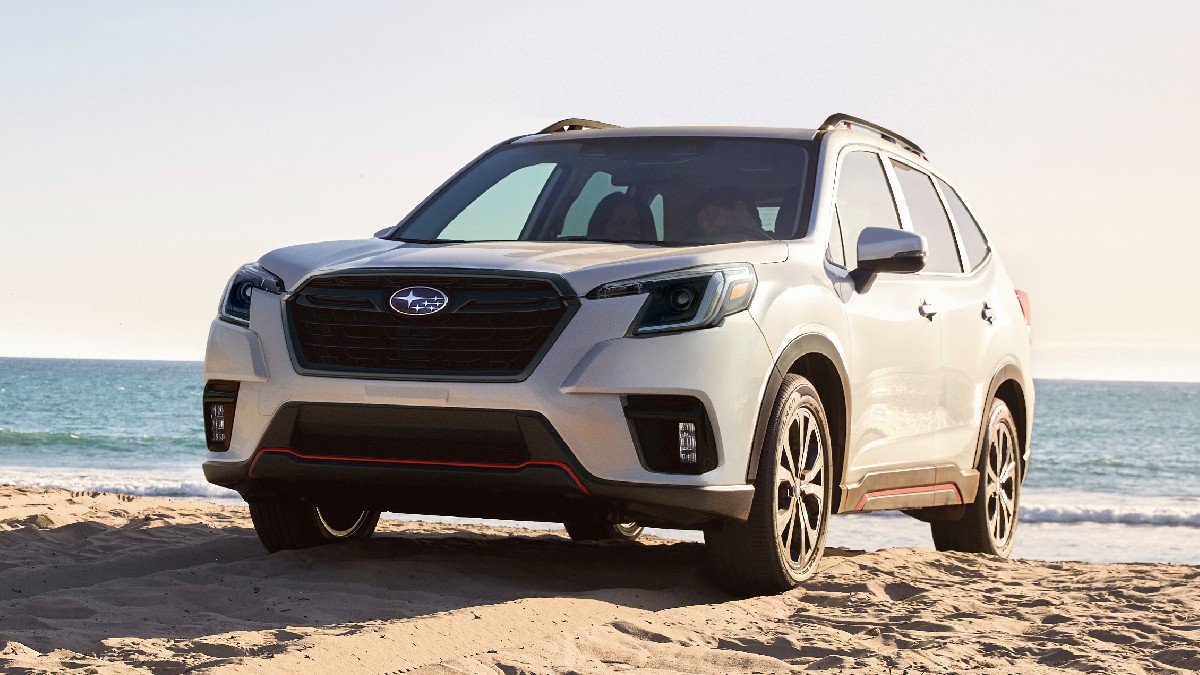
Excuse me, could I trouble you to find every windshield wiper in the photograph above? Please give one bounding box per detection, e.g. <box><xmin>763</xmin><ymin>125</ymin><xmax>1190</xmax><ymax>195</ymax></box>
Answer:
<box><xmin>554</xmin><ymin>236</ymin><xmax>667</xmax><ymax>246</ymax></box>
<box><xmin>393</xmin><ymin>237</ymin><xmax>470</xmax><ymax>244</ymax></box>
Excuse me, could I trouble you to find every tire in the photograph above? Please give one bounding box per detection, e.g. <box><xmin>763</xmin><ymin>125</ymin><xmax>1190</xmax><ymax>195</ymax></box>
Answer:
<box><xmin>564</xmin><ymin>520</ymin><xmax>643</xmax><ymax>542</ymax></box>
<box><xmin>705</xmin><ymin>374</ymin><xmax>833</xmax><ymax>596</ymax></box>
<box><xmin>248</xmin><ymin>501</ymin><xmax>381</xmax><ymax>553</ymax></box>
<box><xmin>931</xmin><ymin>397</ymin><xmax>1021</xmax><ymax>557</ymax></box>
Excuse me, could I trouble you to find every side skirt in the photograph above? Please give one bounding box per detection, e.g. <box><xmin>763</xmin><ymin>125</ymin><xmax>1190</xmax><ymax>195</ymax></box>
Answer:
<box><xmin>838</xmin><ymin>464</ymin><xmax>979</xmax><ymax>513</ymax></box>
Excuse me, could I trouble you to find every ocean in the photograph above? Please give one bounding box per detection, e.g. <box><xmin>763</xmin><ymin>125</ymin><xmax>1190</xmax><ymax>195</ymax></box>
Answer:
<box><xmin>1</xmin><ymin>357</ymin><xmax>1197</xmax><ymax>565</ymax></box>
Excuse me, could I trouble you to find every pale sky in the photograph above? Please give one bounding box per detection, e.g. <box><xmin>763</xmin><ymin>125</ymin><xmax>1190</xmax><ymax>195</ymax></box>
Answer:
<box><xmin>2</xmin><ymin>2</ymin><xmax>1199</xmax><ymax>381</ymax></box>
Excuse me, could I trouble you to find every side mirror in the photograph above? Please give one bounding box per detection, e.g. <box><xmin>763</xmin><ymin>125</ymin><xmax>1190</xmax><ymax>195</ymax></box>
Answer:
<box><xmin>850</xmin><ymin>227</ymin><xmax>927</xmax><ymax>292</ymax></box>
<box><xmin>374</xmin><ymin>226</ymin><xmax>396</xmax><ymax>239</ymax></box>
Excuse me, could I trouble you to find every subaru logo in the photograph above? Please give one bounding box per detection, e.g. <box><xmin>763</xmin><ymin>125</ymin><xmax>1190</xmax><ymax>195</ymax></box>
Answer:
<box><xmin>388</xmin><ymin>286</ymin><xmax>450</xmax><ymax>316</ymax></box>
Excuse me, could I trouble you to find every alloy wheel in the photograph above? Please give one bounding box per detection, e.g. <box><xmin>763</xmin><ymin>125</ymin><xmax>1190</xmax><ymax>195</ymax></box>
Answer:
<box><xmin>775</xmin><ymin>406</ymin><xmax>826</xmax><ymax>569</ymax></box>
<box><xmin>985</xmin><ymin>415</ymin><xmax>1018</xmax><ymax>548</ymax></box>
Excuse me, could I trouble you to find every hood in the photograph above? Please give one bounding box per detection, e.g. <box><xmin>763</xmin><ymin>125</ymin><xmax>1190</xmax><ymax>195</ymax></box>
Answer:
<box><xmin>259</xmin><ymin>239</ymin><xmax>789</xmax><ymax>295</ymax></box>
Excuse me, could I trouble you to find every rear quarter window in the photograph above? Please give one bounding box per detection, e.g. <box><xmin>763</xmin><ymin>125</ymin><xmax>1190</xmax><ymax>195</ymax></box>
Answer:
<box><xmin>935</xmin><ymin>177</ymin><xmax>990</xmax><ymax>270</ymax></box>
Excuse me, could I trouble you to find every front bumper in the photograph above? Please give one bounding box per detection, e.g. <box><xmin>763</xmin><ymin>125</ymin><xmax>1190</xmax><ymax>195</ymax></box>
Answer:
<box><xmin>203</xmin><ymin>405</ymin><xmax>753</xmax><ymax>525</ymax></box>
<box><xmin>202</xmin><ymin>284</ymin><xmax>775</xmax><ymax>522</ymax></box>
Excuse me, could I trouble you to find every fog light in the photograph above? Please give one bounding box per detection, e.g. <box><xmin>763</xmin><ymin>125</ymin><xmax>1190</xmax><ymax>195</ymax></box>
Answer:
<box><xmin>202</xmin><ymin>381</ymin><xmax>240</xmax><ymax>452</ymax></box>
<box><xmin>207</xmin><ymin>404</ymin><xmax>227</xmax><ymax>443</ymax></box>
<box><xmin>679</xmin><ymin>422</ymin><xmax>697</xmax><ymax>464</ymax></box>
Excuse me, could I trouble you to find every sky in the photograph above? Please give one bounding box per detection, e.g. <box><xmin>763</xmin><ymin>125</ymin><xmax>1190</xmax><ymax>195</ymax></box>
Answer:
<box><xmin>2</xmin><ymin>2</ymin><xmax>1198</xmax><ymax>381</ymax></box>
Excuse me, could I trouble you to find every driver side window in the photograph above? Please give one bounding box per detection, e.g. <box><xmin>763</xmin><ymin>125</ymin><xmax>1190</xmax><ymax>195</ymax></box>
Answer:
<box><xmin>834</xmin><ymin>151</ymin><xmax>901</xmax><ymax>268</ymax></box>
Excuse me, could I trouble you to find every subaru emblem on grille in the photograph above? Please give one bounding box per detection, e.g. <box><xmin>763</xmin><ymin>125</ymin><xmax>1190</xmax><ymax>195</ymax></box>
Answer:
<box><xmin>388</xmin><ymin>286</ymin><xmax>450</xmax><ymax>316</ymax></box>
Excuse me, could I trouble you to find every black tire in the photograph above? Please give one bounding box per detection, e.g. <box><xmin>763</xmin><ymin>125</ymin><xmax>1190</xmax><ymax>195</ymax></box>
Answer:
<box><xmin>564</xmin><ymin>520</ymin><xmax>643</xmax><ymax>542</ymax></box>
<box><xmin>931</xmin><ymin>398</ymin><xmax>1021</xmax><ymax>556</ymax></box>
<box><xmin>705</xmin><ymin>374</ymin><xmax>833</xmax><ymax>596</ymax></box>
<box><xmin>248</xmin><ymin>501</ymin><xmax>381</xmax><ymax>553</ymax></box>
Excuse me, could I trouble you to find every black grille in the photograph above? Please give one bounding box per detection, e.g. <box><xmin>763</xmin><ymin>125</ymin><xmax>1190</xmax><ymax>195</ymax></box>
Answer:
<box><xmin>286</xmin><ymin>272</ymin><xmax>576</xmax><ymax>379</ymax></box>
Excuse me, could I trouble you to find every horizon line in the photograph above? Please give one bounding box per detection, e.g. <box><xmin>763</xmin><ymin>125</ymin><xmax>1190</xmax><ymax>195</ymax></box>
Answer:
<box><xmin>3</xmin><ymin>354</ymin><xmax>1199</xmax><ymax>385</ymax></box>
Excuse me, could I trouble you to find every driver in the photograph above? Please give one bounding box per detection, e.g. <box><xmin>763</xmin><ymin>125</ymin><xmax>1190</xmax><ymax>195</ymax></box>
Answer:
<box><xmin>687</xmin><ymin>186</ymin><xmax>765</xmax><ymax>242</ymax></box>
<box><xmin>587</xmin><ymin>192</ymin><xmax>657</xmax><ymax>241</ymax></box>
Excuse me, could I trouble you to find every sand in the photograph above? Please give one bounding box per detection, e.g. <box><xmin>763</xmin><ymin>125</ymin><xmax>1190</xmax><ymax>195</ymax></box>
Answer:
<box><xmin>0</xmin><ymin>486</ymin><xmax>1196</xmax><ymax>674</ymax></box>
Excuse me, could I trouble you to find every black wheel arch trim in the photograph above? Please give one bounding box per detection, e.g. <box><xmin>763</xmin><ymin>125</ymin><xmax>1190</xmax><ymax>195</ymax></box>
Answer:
<box><xmin>978</xmin><ymin>362</ymin><xmax>1032</xmax><ymax>477</ymax></box>
<box><xmin>747</xmin><ymin>333</ymin><xmax>851</xmax><ymax>482</ymax></box>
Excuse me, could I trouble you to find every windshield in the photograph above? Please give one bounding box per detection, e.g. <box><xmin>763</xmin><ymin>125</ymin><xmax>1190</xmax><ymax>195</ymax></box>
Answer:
<box><xmin>391</xmin><ymin>137</ymin><xmax>815</xmax><ymax>245</ymax></box>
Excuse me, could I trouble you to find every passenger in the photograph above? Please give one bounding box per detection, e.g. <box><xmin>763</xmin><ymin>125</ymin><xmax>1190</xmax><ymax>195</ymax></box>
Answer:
<box><xmin>587</xmin><ymin>193</ymin><xmax>656</xmax><ymax>242</ymax></box>
<box><xmin>687</xmin><ymin>186</ymin><xmax>767</xmax><ymax>241</ymax></box>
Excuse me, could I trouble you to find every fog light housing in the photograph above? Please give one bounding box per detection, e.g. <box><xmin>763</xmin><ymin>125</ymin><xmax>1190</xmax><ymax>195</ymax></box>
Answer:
<box><xmin>622</xmin><ymin>395</ymin><xmax>716</xmax><ymax>474</ymax></box>
<box><xmin>203</xmin><ymin>381</ymin><xmax>240</xmax><ymax>452</ymax></box>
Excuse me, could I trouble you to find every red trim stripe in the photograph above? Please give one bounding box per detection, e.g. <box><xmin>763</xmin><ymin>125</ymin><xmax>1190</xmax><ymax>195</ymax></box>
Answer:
<box><xmin>249</xmin><ymin>447</ymin><xmax>590</xmax><ymax>495</ymax></box>
<box><xmin>854</xmin><ymin>482</ymin><xmax>962</xmax><ymax>512</ymax></box>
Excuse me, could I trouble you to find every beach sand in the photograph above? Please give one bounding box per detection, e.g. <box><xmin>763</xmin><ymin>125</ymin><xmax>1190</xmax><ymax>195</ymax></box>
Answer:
<box><xmin>0</xmin><ymin>486</ymin><xmax>1196</xmax><ymax>674</ymax></box>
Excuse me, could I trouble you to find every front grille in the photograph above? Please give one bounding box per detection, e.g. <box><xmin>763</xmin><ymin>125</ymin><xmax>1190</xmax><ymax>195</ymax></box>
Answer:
<box><xmin>286</xmin><ymin>271</ymin><xmax>576</xmax><ymax>380</ymax></box>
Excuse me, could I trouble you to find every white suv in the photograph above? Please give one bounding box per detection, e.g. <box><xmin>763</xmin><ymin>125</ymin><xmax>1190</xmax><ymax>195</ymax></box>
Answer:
<box><xmin>203</xmin><ymin>115</ymin><xmax>1033</xmax><ymax>595</ymax></box>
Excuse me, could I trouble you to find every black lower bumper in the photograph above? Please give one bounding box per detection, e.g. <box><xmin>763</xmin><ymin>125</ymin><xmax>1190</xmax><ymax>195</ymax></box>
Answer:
<box><xmin>204</xmin><ymin>402</ymin><xmax>753</xmax><ymax>527</ymax></box>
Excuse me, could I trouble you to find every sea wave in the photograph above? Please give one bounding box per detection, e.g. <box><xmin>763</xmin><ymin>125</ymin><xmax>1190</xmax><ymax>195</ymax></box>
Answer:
<box><xmin>4</xmin><ymin>464</ymin><xmax>1200</xmax><ymax>527</ymax></box>
<box><xmin>0</xmin><ymin>470</ymin><xmax>236</xmax><ymax>500</ymax></box>
<box><xmin>0</xmin><ymin>427</ymin><xmax>200</xmax><ymax>452</ymax></box>
<box><xmin>859</xmin><ymin>497</ymin><xmax>1200</xmax><ymax>528</ymax></box>
<box><xmin>1020</xmin><ymin>503</ymin><xmax>1200</xmax><ymax>527</ymax></box>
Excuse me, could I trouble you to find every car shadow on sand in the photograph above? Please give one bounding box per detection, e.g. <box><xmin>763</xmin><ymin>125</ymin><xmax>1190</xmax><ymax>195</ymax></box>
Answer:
<box><xmin>0</xmin><ymin>518</ymin><xmax>822</xmax><ymax>655</ymax></box>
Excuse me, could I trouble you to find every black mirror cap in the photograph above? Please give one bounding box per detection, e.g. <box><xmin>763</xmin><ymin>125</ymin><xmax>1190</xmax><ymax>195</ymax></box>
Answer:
<box><xmin>863</xmin><ymin>249</ymin><xmax>926</xmax><ymax>274</ymax></box>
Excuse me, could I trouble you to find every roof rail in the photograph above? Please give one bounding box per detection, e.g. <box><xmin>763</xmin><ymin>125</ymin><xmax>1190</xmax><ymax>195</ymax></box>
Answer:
<box><xmin>537</xmin><ymin>118</ymin><xmax>621</xmax><ymax>134</ymax></box>
<box><xmin>820</xmin><ymin>113</ymin><xmax>926</xmax><ymax>158</ymax></box>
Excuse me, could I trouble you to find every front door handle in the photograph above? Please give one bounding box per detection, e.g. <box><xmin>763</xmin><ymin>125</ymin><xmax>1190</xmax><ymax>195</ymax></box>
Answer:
<box><xmin>982</xmin><ymin>302</ymin><xmax>996</xmax><ymax>324</ymax></box>
<box><xmin>919</xmin><ymin>300</ymin><xmax>938</xmax><ymax>320</ymax></box>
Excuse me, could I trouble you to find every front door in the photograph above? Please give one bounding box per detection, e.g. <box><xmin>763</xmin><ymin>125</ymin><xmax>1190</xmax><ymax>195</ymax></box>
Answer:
<box><xmin>831</xmin><ymin>149</ymin><xmax>942</xmax><ymax>483</ymax></box>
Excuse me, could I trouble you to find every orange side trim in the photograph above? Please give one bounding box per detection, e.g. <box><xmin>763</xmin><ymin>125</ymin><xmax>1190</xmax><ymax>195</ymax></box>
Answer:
<box><xmin>854</xmin><ymin>482</ymin><xmax>962</xmax><ymax>511</ymax></box>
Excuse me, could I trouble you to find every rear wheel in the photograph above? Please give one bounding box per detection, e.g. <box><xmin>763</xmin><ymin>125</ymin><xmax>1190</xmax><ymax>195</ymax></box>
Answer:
<box><xmin>248</xmin><ymin>501</ymin><xmax>380</xmax><ymax>553</ymax></box>
<box><xmin>564</xmin><ymin>519</ymin><xmax>643</xmax><ymax>542</ymax></box>
<box><xmin>931</xmin><ymin>398</ymin><xmax>1021</xmax><ymax>556</ymax></box>
<box><xmin>706</xmin><ymin>374</ymin><xmax>832</xmax><ymax>596</ymax></box>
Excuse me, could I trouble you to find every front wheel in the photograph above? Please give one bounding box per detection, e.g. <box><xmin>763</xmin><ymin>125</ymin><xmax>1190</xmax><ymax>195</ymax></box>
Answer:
<box><xmin>248</xmin><ymin>501</ymin><xmax>381</xmax><ymax>553</ymax></box>
<box><xmin>706</xmin><ymin>374</ymin><xmax>833</xmax><ymax>596</ymax></box>
<box><xmin>930</xmin><ymin>398</ymin><xmax>1021</xmax><ymax>556</ymax></box>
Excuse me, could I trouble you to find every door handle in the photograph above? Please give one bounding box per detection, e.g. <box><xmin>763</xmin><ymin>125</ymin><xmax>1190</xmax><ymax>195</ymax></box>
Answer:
<box><xmin>982</xmin><ymin>302</ymin><xmax>996</xmax><ymax>324</ymax></box>
<box><xmin>918</xmin><ymin>300</ymin><xmax>938</xmax><ymax>320</ymax></box>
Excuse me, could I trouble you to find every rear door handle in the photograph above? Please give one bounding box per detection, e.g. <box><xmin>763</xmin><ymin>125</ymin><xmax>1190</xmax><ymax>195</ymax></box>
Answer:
<box><xmin>982</xmin><ymin>302</ymin><xmax>996</xmax><ymax>324</ymax></box>
<box><xmin>918</xmin><ymin>300</ymin><xmax>938</xmax><ymax>320</ymax></box>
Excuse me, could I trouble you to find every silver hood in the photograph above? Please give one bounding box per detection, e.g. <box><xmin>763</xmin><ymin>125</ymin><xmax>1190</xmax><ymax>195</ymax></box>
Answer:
<box><xmin>259</xmin><ymin>239</ymin><xmax>789</xmax><ymax>295</ymax></box>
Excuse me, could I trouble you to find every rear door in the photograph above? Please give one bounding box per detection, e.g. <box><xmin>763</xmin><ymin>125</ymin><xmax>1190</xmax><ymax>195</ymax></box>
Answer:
<box><xmin>931</xmin><ymin>176</ymin><xmax>1003</xmax><ymax>468</ymax></box>
<box><xmin>888</xmin><ymin>159</ymin><xmax>994</xmax><ymax>469</ymax></box>
<box><xmin>834</xmin><ymin>150</ymin><xmax>942</xmax><ymax>479</ymax></box>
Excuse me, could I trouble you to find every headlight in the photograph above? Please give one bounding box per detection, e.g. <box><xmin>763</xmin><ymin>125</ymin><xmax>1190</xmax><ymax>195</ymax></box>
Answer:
<box><xmin>218</xmin><ymin>263</ymin><xmax>284</xmax><ymax>327</ymax></box>
<box><xmin>589</xmin><ymin>264</ymin><xmax>757</xmax><ymax>335</ymax></box>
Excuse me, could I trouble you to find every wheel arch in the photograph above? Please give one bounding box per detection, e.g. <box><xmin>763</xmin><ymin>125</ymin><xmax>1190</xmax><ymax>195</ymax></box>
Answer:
<box><xmin>982</xmin><ymin>364</ymin><xmax>1032</xmax><ymax>480</ymax></box>
<box><xmin>748</xmin><ymin>333</ymin><xmax>850</xmax><ymax>511</ymax></box>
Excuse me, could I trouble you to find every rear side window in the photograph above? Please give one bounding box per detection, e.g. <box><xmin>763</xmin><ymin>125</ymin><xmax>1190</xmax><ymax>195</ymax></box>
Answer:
<box><xmin>936</xmin><ymin>177</ymin><xmax>990</xmax><ymax>270</ymax></box>
<box><xmin>835</xmin><ymin>151</ymin><xmax>901</xmax><ymax>268</ymax></box>
<box><xmin>890</xmin><ymin>160</ymin><xmax>962</xmax><ymax>274</ymax></box>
